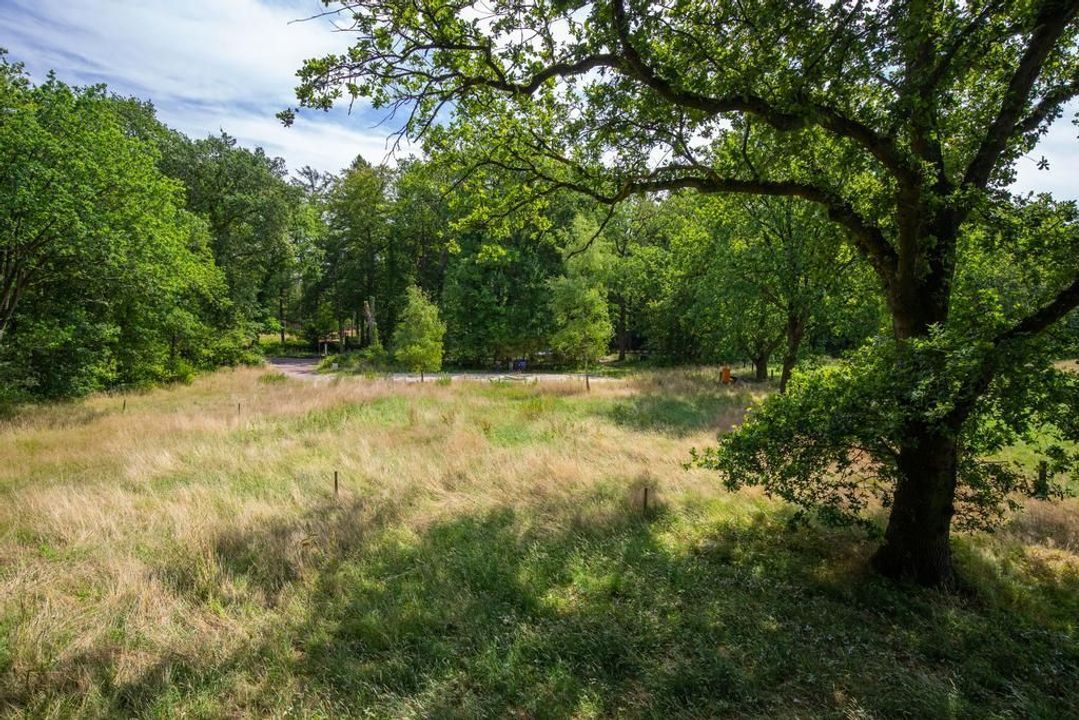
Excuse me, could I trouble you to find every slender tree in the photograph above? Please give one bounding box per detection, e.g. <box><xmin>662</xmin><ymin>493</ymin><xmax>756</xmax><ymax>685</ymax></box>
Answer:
<box><xmin>718</xmin><ymin>196</ymin><xmax>862</xmax><ymax>392</ymax></box>
<box><xmin>549</xmin><ymin>274</ymin><xmax>613</xmax><ymax>390</ymax></box>
<box><xmin>392</xmin><ymin>285</ymin><xmax>446</xmax><ymax>381</ymax></box>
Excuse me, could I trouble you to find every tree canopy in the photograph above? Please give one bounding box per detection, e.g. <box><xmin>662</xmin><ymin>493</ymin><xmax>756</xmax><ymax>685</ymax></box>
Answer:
<box><xmin>0</xmin><ymin>55</ymin><xmax>244</xmax><ymax>399</ymax></box>
<box><xmin>0</xmin><ymin>53</ymin><xmax>312</xmax><ymax>401</ymax></box>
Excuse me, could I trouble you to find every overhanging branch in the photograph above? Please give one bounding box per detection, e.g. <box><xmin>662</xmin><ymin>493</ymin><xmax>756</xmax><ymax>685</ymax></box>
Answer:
<box><xmin>608</xmin><ymin>0</ymin><xmax>918</xmax><ymax>186</ymax></box>
<box><xmin>949</xmin><ymin>273</ymin><xmax>1079</xmax><ymax>424</ymax></box>
<box><xmin>1014</xmin><ymin>75</ymin><xmax>1079</xmax><ymax>136</ymax></box>
<box><xmin>469</xmin><ymin>148</ymin><xmax>899</xmax><ymax>286</ymax></box>
<box><xmin>995</xmin><ymin>274</ymin><xmax>1079</xmax><ymax>345</ymax></box>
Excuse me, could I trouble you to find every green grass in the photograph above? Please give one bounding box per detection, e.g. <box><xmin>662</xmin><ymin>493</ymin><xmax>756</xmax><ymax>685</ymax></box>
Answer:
<box><xmin>1</xmin><ymin>368</ymin><xmax>1076</xmax><ymax>718</ymax></box>
<box><xmin>991</xmin><ymin>424</ymin><xmax>1079</xmax><ymax>496</ymax></box>
<box><xmin>38</xmin><ymin>500</ymin><xmax>1076</xmax><ymax>719</ymax></box>
<box><xmin>259</xmin><ymin>333</ymin><xmax>320</xmax><ymax>358</ymax></box>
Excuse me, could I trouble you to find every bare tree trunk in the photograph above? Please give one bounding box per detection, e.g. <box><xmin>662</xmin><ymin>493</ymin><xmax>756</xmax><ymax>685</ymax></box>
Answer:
<box><xmin>363</xmin><ymin>299</ymin><xmax>378</xmax><ymax>348</ymax></box>
<box><xmin>618</xmin><ymin>299</ymin><xmax>628</xmax><ymax>361</ymax></box>
<box><xmin>779</xmin><ymin>314</ymin><xmax>805</xmax><ymax>393</ymax></box>
<box><xmin>753</xmin><ymin>355</ymin><xmax>768</xmax><ymax>382</ymax></box>
<box><xmin>279</xmin><ymin>292</ymin><xmax>286</xmax><ymax>345</ymax></box>
<box><xmin>1</xmin><ymin>271</ymin><xmax>29</xmax><ymax>346</ymax></box>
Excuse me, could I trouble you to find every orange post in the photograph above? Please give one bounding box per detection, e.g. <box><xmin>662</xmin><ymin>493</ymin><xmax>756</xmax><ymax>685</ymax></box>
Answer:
<box><xmin>721</xmin><ymin>366</ymin><xmax>732</xmax><ymax>384</ymax></box>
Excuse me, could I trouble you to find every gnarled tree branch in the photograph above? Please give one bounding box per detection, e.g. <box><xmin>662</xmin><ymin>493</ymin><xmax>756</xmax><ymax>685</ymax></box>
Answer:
<box><xmin>963</xmin><ymin>0</ymin><xmax>1079</xmax><ymax>190</ymax></box>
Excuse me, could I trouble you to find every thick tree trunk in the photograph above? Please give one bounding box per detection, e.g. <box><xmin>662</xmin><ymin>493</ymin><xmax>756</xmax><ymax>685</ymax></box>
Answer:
<box><xmin>753</xmin><ymin>355</ymin><xmax>768</xmax><ymax>382</ymax></box>
<box><xmin>778</xmin><ymin>356</ymin><xmax>796</xmax><ymax>393</ymax></box>
<box><xmin>871</xmin><ymin>422</ymin><xmax>959</xmax><ymax>589</ymax></box>
<box><xmin>874</xmin><ymin>212</ymin><xmax>961</xmax><ymax>588</ymax></box>
<box><xmin>778</xmin><ymin>315</ymin><xmax>805</xmax><ymax>394</ymax></box>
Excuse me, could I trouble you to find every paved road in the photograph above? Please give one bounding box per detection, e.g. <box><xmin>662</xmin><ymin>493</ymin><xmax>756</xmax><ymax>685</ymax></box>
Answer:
<box><xmin>266</xmin><ymin>357</ymin><xmax>616</xmax><ymax>384</ymax></box>
<box><xmin>266</xmin><ymin>356</ymin><xmax>330</xmax><ymax>381</ymax></box>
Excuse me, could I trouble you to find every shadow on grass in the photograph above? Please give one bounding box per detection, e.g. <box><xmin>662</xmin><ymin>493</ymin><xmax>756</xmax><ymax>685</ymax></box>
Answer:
<box><xmin>607</xmin><ymin>394</ymin><xmax>750</xmax><ymax>436</ymax></box>
<box><xmin>11</xmin><ymin>499</ymin><xmax>1079</xmax><ymax>719</ymax></box>
<box><xmin>607</xmin><ymin>371</ymin><xmax>759</xmax><ymax>436</ymax></box>
<box><xmin>284</xmin><ymin>509</ymin><xmax>1079</xmax><ymax>719</ymax></box>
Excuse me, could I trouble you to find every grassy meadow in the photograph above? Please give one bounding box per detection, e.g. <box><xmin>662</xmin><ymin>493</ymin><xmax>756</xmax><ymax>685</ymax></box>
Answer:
<box><xmin>1</xmin><ymin>367</ymin><xmax>1077</xmax><ymax>718</ymax></box>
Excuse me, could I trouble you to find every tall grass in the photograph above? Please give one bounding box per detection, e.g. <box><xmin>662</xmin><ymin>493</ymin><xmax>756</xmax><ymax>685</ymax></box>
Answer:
<box><xmin>0</xmin><ymin>367</ymin><xmax>1076</xmax><ymax>717</ymax></box>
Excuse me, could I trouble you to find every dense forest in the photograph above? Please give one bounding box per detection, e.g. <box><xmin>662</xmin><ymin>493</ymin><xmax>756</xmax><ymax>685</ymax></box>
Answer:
<box><xmin>1</xmin><ymin>52</ymin><xmax>884</xmax><ymax>403</ymax></box>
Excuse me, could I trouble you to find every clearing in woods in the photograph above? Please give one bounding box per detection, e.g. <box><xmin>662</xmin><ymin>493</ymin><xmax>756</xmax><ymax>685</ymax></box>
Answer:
<box><xmin>0</xmin><ymin>366</ymin><xmax>1076</xmax><ymax>718</ymax></box>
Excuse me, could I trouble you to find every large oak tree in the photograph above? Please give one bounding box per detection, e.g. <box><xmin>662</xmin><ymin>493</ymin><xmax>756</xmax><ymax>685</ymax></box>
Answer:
<box><xmin>288</xmin><ymin>0</ymin><xmax>1079</xmax><ymax>587</ymax></box>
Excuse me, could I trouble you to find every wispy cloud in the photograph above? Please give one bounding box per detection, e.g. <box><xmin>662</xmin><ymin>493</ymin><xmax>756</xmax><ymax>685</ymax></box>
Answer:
<box><xmin>0</xmin><ymin>0</ymin><xmax>408</xmax><ymax>174</ymax></box>
<box><xmin>0</xmin><ymin>0</ymin><xmax>1075</xmax><ymax>199</ymax></box>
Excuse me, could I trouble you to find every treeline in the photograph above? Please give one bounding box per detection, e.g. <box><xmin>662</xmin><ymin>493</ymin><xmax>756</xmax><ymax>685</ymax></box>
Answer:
<box><xmin>295</xmin><ymin>157</ymin><xmax>883</xmax><ymax>386</ymax></box>
<box><xmin>1</xmin><ymin>55</ymin><xmax>882</xmax><ymax>401</ymax></box>
<box><xmin>1</xmin><ymin>55</ymin><xmax>311</xmax><ymax>400</ymax></box>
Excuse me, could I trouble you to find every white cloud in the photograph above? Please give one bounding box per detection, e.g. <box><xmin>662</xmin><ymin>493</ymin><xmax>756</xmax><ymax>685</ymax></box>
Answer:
<box><xmin>215</xmin><ymin>111</ymin><xmax>414</xmax><ymax>173</ymax></box>
<box><xmin>2</xmin><ymin>0</ymin><xmax>333</xmax><ymax>102</ymax></box>
<box><xmin>0</xmin><ymin>0</ymin><xmax>405</xmax><ymax>173</ymax></box>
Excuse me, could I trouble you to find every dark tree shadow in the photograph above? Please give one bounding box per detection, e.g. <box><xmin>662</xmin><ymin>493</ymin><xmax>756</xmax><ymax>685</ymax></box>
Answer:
<box><xmin>283</xmin><ymin>504</ymin><xmax>1078</xmax><ymax>718</ymax></box>
<box><xmin>607</xmin><ymin>394</ymin><xmax>749</xmax><ymax>436</ymax></box>
<box><xmin>10</xmin><ymin>499</ymin><xmax>1078</xmax><ymax>719</ymax></box>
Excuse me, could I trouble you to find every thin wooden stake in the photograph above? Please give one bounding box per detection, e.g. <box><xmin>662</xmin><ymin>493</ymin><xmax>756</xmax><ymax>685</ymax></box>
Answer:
<box><xmin>643</xmin><ymin>486</ymin><xmax>649</xmax><ymax>515</ymax></box>
<box><xmin>334</xmin><ymin>470</ymin><xmax>339</xmax><ymax>498</ymax></box>
<box><xmin>122</xmin><ymin>398</ymin><xmax>126</xmax><ymax>413</ymax></box>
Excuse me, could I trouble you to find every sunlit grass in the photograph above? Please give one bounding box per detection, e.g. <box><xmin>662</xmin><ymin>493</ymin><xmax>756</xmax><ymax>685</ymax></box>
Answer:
<box><xmin>0</xmin><ymin>366</ymin><xmax>1076</xmax><ymax>718</ymax></box>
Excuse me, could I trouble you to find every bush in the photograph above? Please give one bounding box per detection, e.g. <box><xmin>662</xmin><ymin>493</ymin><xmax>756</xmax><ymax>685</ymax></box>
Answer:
<box><xmin>320</xmin><ymin>345</ymin><xmax>392</xmax><ymax>374</ymax></box>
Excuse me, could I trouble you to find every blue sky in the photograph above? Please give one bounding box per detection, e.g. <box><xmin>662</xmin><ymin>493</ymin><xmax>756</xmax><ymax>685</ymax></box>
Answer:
<box><xmin>0</xmin><ymin>0</ymin><xmax>409</xmax><ymax>175</ymax></box>
<box><xmin>0</xmin><ymin>0</ymin><xmax>1076</xmax><ymax>198</ymax></box>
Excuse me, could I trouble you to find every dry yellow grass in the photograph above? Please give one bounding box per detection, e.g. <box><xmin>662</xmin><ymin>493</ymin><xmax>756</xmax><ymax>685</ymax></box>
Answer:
<box><xmin>0</xmin><ymin>367</ymin><xmax>755</xmax><ymax>709</ymax></box>
<box><xmin>1</xmin><ymin>366</ymin><xmax>1076</xmax><ymax>718</ymax></box>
